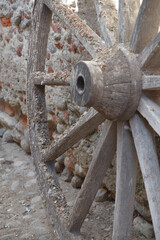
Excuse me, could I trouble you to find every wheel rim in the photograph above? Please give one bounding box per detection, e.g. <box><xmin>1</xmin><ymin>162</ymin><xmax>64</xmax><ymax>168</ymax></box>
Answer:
<box><xmin>27</xmin><ymin>1</ymin><xmax>160</xmax><ymax>239</ymax></box>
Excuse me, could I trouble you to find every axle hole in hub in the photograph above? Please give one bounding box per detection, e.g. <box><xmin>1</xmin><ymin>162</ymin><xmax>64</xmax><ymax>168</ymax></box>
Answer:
<box><xmin>76</xmin><ymin>76</ymin><xmax>85</xmax><ymax>95</ymax></box>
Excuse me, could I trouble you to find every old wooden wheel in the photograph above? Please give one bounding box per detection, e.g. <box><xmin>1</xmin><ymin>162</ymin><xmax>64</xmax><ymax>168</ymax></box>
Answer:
<box><xmin>27</xmin><ymin>0</ymin><xmax>160</xmax><ymax>239</ymax></box>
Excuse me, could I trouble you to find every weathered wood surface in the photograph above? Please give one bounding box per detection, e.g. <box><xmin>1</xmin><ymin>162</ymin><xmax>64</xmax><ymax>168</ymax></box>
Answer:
<box><xmin>142</xmin><ymin>75</ymin><xmax>160</xmax><ymax>90</ymax></box>
<box><xmin>68</xmin><ymin>121</ymin><xmax>117</xmax><ymax>234</ymax></box>
<box><xmin>130</xmin><ymin>114</ymin><xmax>160</xmax><ymax>240</ymax></box>
<box><xmin>112</xmin><ymin>121</ymin><xmax>137</xmax><ymax>240</ymax></box>
<box><xmin>42</xmin><ymin>108</ymin><xmax>106</xmax><ymax>162</ymax></box>
<box><xmin>27</xmin><ymin>2</ymin><xmax>52</xmax><ymax>148</ymax></box>
<box><xmin>34</xmin><ymin>71</ymin><xmax>70</xmax><ymax>86</ymax></box>
<box><xmin>130</xmin><ymin>0</ymin><xmax>160</xmax><ymax>53</ymax></box>
<box><xmin>93</xmin><ymin>0</ymin><xmax>113</xmax><ymax>46</ymax></box>
<box><xmin>27</xmin><ymin>2</ymin><xmax>77</xmax><ymax>239</ymax></box>
<box><xmin>118</xmin><ymin>0</ymin><xmax>140</xmax><ymax>43</ymax></box>
<box><xmin>137</xmin><ymin>95</ymin><xmax>160</xmax><ymax>136</ymax></box>
<box><xmin>72</xmin><ymin>46</ymin><xmax>141</xmax><ymax>121</ymax></box>
<box><xmin>138</xmin><ymin>32</ymin><xmax>160</xmax><ymax>69</ymax></box>
<box><xmin>43</xmin><ymin>0</ymin><xmax>106</xmax><ymax>58</ymax></box>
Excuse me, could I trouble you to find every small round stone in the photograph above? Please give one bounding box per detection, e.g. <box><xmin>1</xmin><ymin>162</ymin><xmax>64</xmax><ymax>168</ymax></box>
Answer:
<box><xmin>56</xmin><ymin>123</ymin><xmax>65</xmax><ymax>134</ymax></box>
<box><xmin>62</xmin><ymin>167</ymin><xmax>73</xmax><ymax>182</ymax></box>
<box><xmin>2</xmin><ymin>130</ymin><xmax>13</xmax><ymax>143</ymax></box>
<box><xmin>74</xmin><ymin>164</ymin><xmax>85</xmax><ymax>178</ymax></box>
<box><xmin>20</xmin><ymin>138</ymin><xmax>30</xmax><ymax>154</ymax></box>
<box><xmin>56</xmin><ymin>154</ymin><xmax>65</xmax><ymax>165</ymax></box>
<box><xmin>71</xmin><ymin>175</ymin><xmax>83</xmax><ymax>188</ymax></box>
<box><xmin>55</xmin><ymin>162</ymin><xmax>64</xmax><ymax>173</ymax></box>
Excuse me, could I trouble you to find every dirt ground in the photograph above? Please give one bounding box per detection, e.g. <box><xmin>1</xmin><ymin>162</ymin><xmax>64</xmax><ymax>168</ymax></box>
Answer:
<box><xmin>0</xmin><ymin>138</ymin><xmax>148</xmax><ymax>240</ymax></box>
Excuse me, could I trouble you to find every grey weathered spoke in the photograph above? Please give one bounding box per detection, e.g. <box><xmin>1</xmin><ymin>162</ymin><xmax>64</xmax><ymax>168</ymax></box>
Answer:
<box><xmin>93</xmin><ymin>0</ymin><xmax>113</xmax><ymax>46</ymax></box>
<box><xmin>68</xmin><ymin>121</ymin><xmax>117</xmax><ymax>234</ymax></box>
<box><xmin>34</xmin><ymin>71</ymin><xmax>70</xmax><ymax>86</ymax></box>
<box><xmin>142</xmin><ymin>75</ymin><xmax>160</xmax><ymax>90</ymax></box>
<box><xmin>112</xmin><ymin>121</ymin><xmax>137</xmax><ymax>240</ymax></box>
<box><xmin>130</xmin><ymin>114</ymin><xmax>160</xmax><ymax>240</ymax></box>
<box><xmin>130</xmin><ymin>0</ymin><xmax>160</xmax><ymax>53</ymax></box>
<box><xmin>118</xmin><ymin>0</ymin><xmax>140</xmax><ymax>43</ymax></box>
<box><xmin>137</xmin><ymin>95</ymin><xmax>160</xmax><ymax>136</ymax></box>
<box><xmin>42</xmin><ymin>108</ymin><xmax>106</xmax><ymax>162</ymax></box>
<box><xmin>43</xmin><ymin>0</ymin><xmax>106</xmax><ymax>58</ymax></box>
<box><xmin>138</xmin><ymin>32</ymin><xmax>160</xmax><ymax>69</ymax></box>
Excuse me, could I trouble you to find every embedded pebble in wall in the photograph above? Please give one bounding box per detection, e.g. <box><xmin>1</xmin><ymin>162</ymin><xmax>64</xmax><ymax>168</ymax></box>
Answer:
<box><xmin>56</xmin><ymin>154</ymin><xmax>65</xmax><ymax>166</ymax></box>
<box><xmin>55</xmin><ymin>162</ymin><xmax>64</xmax><ymax>174</ymax></box>
<box><xmin>74</xmin><ymin>163</ymin><xmax>85</xmax><ymax>178</ymax></box>
<box><xmin>71</xmin><ymin>175</ymin><xmax>83</xmax><ymax>188</ymax></box>
<box><xmin>20</xmin><ymin>18</ymin><xmax>31</xmax><ymax>30</ymax></box>
<box><xmin>62</xmin><ymin>49</ymin><xmax>72</xmax><ymax>63</ymax></box>
<box><xmin>11</xmin><ymin>4</ymin><xmax>18</xmax><ymax>10</ymax></box>
<box><xmin>56</xmin><ymin>123</ymin><xmax>66</xmax><ymax>134</ymax></box>
<box><xmin>63</xmin><ymin>31</ymin><xmax>72</xmax><ymax>44</ymax></box>
<box><xmin>56</xmin><ymin>111</ymin><xmax>66</xmax><ymax>125</ymax></box>
<box><xmin>48</xmin><ymin>43</ymin><xmax>57</xmax><ymax>54</ymax></box>
<box><xmin>61</xmin><ymin>167</ymin><xmax>73</xmax><ymax>182</ymax></box>
<box><xmin>2</xmin><ymin>130</ymin><xmax>13</xmax><ymax>143</ymax></box>
<box><xmin>11</xmin><ymin>8</ymin><xmax>22</xmax><ymax>26</ymax></box>
<box><xmin>16</xmin><ymin>44</ymin><xmax>23</xmax><ymax>57</ymax></box>
<box><xmin>13</xmin><ymin>16</ymin><xmax>21</xmax><ymax>26</ymax></box>
<box><xmin>54</xmin><ymin>33</ymin><xmax>61</xmax><ymax>42</ymax></box>
<box><xmin>11</xmin><ymin>129</ymin><xmax>22</xmax><ymax>144</ymax></box>
<box><xmin>20</xmin><ymin>138</ymin><xmax>30</xmax><ymax>154</ymax></box>
<box><xmin>0</xmin><ymin>128</ymin><xmax>6</xmax><ymax>137</ymax></box>
<box><xmin>133</xmin><ymin>216</ymin><xmax>154</xmax><ymax>239</ymax></box>
<box><xmin>69</xmin><ymin>115</ymin><xmax>76</xmax><ymax>125</ymax></box>
<box><xmin>95</xmin><ymin>188</ymin><xmax>108</xmax><ymax>202</ymax></box>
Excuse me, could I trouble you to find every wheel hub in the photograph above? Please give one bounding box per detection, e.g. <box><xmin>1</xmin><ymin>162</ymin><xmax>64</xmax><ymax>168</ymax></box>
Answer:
<box><xmin>71</xmin><ymin>44</ymin><xmax>142</xmax><ymax>120</ymax></box>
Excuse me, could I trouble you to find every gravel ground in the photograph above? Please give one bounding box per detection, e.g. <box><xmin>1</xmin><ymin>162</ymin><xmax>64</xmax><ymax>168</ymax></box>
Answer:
<box><xmin>0</xmin><ymin>139</ymin><xmax>54</xmax><ymax>240</ymax></box>
<box><xmin>0</xmin><ymin>138</ymin><xmax>148</xmax><ymax>240</ymax></box>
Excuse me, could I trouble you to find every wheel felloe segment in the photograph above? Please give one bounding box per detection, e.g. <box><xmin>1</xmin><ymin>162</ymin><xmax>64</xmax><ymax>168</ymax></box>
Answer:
<box><xmin>27</xmin><ymin>1</ymin><xmax>75</xmax><ymax>239</ymax></box>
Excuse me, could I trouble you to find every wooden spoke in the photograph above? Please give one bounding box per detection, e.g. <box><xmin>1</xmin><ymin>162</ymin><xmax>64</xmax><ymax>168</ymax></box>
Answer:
<box><xmin>142</xmin><ymin>75</ymin><xmax>160</xmax><ymax>90</ymax></box>
<box><xmin>43</xmin><ymin>0</ymin><xmax>106</xmax><ymax>58</ymax></box>
<box><xmin>137</xmin><ymin>95</ymin><xmax>160</xmax><ymax>136</ymax></box>
<box><xmin>33</xmin><ymin>71</ymin><xmax>70</xmax><ymax>86</ymax></box>
<box><xmin>93</xmin><ymin>0</ymin><xmax>113</xmax><ymax>46</ymax></box>
<box><xmin>138</xmin><ymin>32</ymin><xmax>160</xmax><ymax>69</ymax></box>
<box><xmin>130</xmin><ymin>0</ymin><xmax>160</xmax><ymax>53</ymax></box>
<box><xmin>118</xmin><ymin>0</ymin><xmax>140</xmax><ymax>43</ymax></box>
<box><xmin>42</xmin><ymin>108</ymin><xmax>106</xmax><ymax>162</ymax></box>
<box><xmin>112</xmin><ymin>121</ymin><xmax>138</xmax><ymax>240</ymax></box>
<box><xmin>130</xmin><ymin>114</ymin><xmax>160</xmax><ymax>240</ymax></box>
<box><xmin>68</xmin><ymin>121</ymin><xmax>117</xmax><ymax>234</ymax></box>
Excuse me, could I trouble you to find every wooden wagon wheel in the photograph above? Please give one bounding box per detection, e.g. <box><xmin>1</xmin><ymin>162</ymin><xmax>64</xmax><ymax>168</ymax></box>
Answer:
<box><xmin>27</xmin><ymin>0</ymin><xmax>160</xmax><ymax>239</ymax></box>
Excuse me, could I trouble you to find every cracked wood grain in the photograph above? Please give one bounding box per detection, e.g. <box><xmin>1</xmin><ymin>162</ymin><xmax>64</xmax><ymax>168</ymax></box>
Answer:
<box><xmin>130</xmin><ymin>0</ymin><xmax>160</xmax><ymax>53</ymax></box>
<box><xmin>130</xmin><ymin>114</ymin><xmax>160</xmax><ymax>240</ymax></box>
